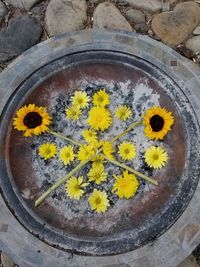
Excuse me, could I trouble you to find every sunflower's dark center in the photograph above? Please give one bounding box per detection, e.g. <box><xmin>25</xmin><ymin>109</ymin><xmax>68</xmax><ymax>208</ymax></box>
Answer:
<box><xmin>150</xmin><ymin>115</ymin><xmax>164</xmax><ymax>132</ymax></box>
<box><xmin>23</xmin><ymin>112</ymin><xmax>42</xmax><ymax>129</ymax></box>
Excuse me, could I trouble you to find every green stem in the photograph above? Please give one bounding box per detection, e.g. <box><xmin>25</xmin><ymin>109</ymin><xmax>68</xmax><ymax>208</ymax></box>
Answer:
<box><xmin>102</xmin><ymin>155</ymin><xmax>158</xmax><ymax>186</ymax></box>
<box><xmin>49</xmin><ymin>130</ymin><xmax>82</xmax><ymax>146</ymax></box>
<box><xmin>35</xmin><ymin>160</ymin><xmax>89</xmax><ymax>207</ymax></box>
<box><xmin>112</xmin><ymin>120</ymin><xmax>142</xmax><ymax>142</ymax></box>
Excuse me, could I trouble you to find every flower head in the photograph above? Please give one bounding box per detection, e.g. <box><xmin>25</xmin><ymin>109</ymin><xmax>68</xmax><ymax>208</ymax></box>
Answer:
<box><xmin>118</xmin><ymin>142</ymin><xmax>136</xmax><ymax>160</ymax></box>
<box><xmin>82</xmin><ymin>129</ymin><xmax>97</xmax><ymax>143</ymax></box>
<box><xmin>66</xmin><ymin>105</ymin><xmax>81</xmax><ymax>121</ymax></box>
<box><xmin>91</xmin><ymin>154</ymin><xmax>105</xmax><ymax>168</ymax></box>
<box><xmin>59</xmin><ymin>145</ymin><xmax>75</xmax><ymax>165</ymax></box>
<box><xmin>71</xmin><ymin>91</ymin><xmax>90</xmax><ymax>109</ymax></box>
<box><xmin>65</xmin><ymin>176</ymin><xmax>88</xmax><ymax>200</ymax></box>
<box><xmin>102</xmin><ymin>141</ymin><xmax>115</xmax><ymax>160</ymax></box>
<box><xmin>39</xmin><ymin>143</ymin><xmax>57</xmax><ymax>160</ymax></box>
<box><xmin>89</xmin><ymin>189</ymin><xmax>110</xmax><ymax>213</ymax></box>
<box><xmin>77</xmin><ymin>144</ymin><xmax>96</xmax><ymax>161</ymax></box>
<box><xmin>88</xmin><ymin>106</ymin><xmax>112</xmax><ymax>131</ymax></box>
<box><xmin>115</xmin><ymin>105</ymin><xmax>132</xmax><ymax>121</ymax></box>
<box><xmin>13</xmin><ymin>104</ymin><xmax>52</xmax><ymax>137</ymax></box>
<box><xmin>88</xmin><ymin>164</ymin><xmax>107</xmax><ymax>184</ymax></box>
<box><xmin>145</xmin><ymin>146</ymin><xmax>168</xmax><ymax>169</ymax></box>
<box><xmin>143</xmin><ymin>106</ymin><xmax>174</xmax><ymax>140</ymax></box>
<box><xmin>113</xmin><ymin>171</ymin><xmax>139</xmax><ymax>199</ymax></box>
<box><xmin>93</xmin><ymin>89</ymin><xmax>110</xmax><ymax>107</ymax></box>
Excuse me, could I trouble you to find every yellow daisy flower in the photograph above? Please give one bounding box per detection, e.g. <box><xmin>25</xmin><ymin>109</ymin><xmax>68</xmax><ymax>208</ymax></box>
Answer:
<box><xmin>82</xmin><ymin>129</ymin><xmax>97</xmax><ymax>143</ymax></box>
<box><xmin>77</xmin><ymin>144</ymin><xmax>96</xmax><ymax>161</ymax></box>
<box><xmin>91</xmin><ymin>154</ymin><xmax>105</xmax><ymax>168</ymax></box>
<box><xmin>143</xmin><ymin>106</ymin><xmax>174</xmax><ymax>140</ymax></box>
<box><xmin>115</xmin><ymin>105</ymin><xmax>132</xmax><ymax>121</ymax></box>
<box><xmin>88</xmin><ymin>106</ymin><xmax>112</xmax><ymax>131</ymax></box>
<box><xmin>144</xmin><ymin>146</ymin><xmax>168</xmax><ymax>169</ymax></box>
<box><xmin>13</xmin><ymin>104</ymin><xmax>52</xmax><ymax>137</ymax></box>
<box><xmin>65</xmin><ymin>176</ymin><xmax>89</xmax><ymax>200</ymax></box>
<box><xmin>71</xmin><ymin>91</ymin><xmax>90</xmax><ymax>109</ymax></box>
<box><xmin>59</xmin><ymin>145</ymin><xmax>75</xmax><ymax>165</ymax></box>
<box><xmin>66</xmin><ymin>105</ymin><xmax>81</xmax><ymax>121</ymax></box>
<box><xmin>118</xmin><ymin>142</ymin><xmax>136</xmax><ymax>160</ymax></box>
<box><xmin>39</xmin><ymin>143</ymin><xmax>57</xmax><ymax>160</ymax></box>
<box><xmin>102</xmin><ymin>141</ymin><xmax>115</xmax><ymax>160</ymax></box>
<box><xmin>113</xmin><ymin>171</ymin><xmax>139</xmax><ymax>199</ymax></box>
<box><xmin>93</xmin><ymin>89</ymin><xmax>110</xmax><ymax>107</ymax></box>
<box><xmin>89</xmin><ymin>189</ymin><xmax>110</xmax><ymax>213</ymax></box>
<box><xmin>88</xmin><ymin>164</ymin><xmax>107</xmax><ymax>184</ymax></box>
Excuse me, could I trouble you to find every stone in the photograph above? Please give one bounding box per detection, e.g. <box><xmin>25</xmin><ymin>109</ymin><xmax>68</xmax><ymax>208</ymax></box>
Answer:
<box><xmin>125</xmin><ymin>9</ymin><xmax>145</xmax><ymax>24</ymax></box>
<box><xmin>93</xmin><ymin>2</ymin><xmax>132</xmax><ymax>31</ymax></box>
<box><xmin>1</xmin><ymin>252</ymin><xmax>15</xmax><ymax>267</ymax></box>
<box><xmin>151</xmin><ymin>2</ymin><xmax>200</xmax><ymax>47</ymax></box>
<box><xmin>45</xmin><ymin>0</ymin><xmax>87</xmax><ymax>36</ymax></box>
<box><xmin>185</xmin><ymin>36</ymin><xmax>200</xmax><ymax>53</ymax></box>
<box><xmin>135</xmin><ymin>23</ymin><xmax>149</xmax><ymax>34</ymax></box>
<box><xmin>0</xmin><ymin>15</ymin><xmax>42</xmax><ymax>62</ymax></box>
<box><xmin>0</xmin><ymin>1</ymin><xmax>6</xmax><ymax>24</ymax></box>
<box><xmin>193</xmin><ymin>26</ymin><xmax>200</xmax><ymax>35</ymax></box>
<box><xmin>178</xmin><ymin>255</ymin><xmax>199</xmax><ymax>267</ymax></box>
<box><xmin>122</xmin><ymin>0</ymin><xmax>161</xmax><ymax>12</ymax></box>
<box><xmin>5</xmin><ymin>0</ymin><xmax>41</xmax><ymax>10</ymax></box>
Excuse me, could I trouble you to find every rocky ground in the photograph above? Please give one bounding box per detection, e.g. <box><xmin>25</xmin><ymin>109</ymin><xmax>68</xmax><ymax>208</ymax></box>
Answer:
<box><xmin>0</xmin><ymin>0</ymin><xmax>200</xmax><ymax>266</ymax></box>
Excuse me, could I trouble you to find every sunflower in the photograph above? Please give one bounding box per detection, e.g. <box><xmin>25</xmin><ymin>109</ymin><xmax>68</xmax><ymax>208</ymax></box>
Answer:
<box><xmin>66</xmin><ymin>105</ymin><xmax>81</xmax><ymax>121</ymax></box>
<box><xmin>59</xmin><ymin>145</ymin><xmax>75</xmax><ymax>165</ymax></box>
<box><xmin>145</xmin><ymin>146</ymin><xmax>168</xmax><ymax>169</ymax></box>
<box><xmin>39</xmin><ymin>143</ymin><xmax>57</xmax><ymax>160</ymax></box>
<box><xmin>82</xmin><ymin>129</ymin><xmax>97</xmax><ymax>143</ymax></box>
<box><xmin>118</xmin><ymin>142</ymin><xmax>136</xmax><ymax>160</ymax></box>
<box><xmin>88</xmin><ymin>164</ymin><xmax>107</xmax><ymax>184</ymax></box>
<box><xmin>93</xmin><ymin>89</ymin><xmax>110</xmax><ymax>107</ymax></box>
<box><xmin>77</xmin><ymin>144</ymin><xmax>96</xmax><ymax>161</ymax></box>
<box><xmin>71</xmin><ymin>91</ymin><xmax>90</xmax><ymax>109</ymax></box>
<box><xmin>115</xmin><ymin>105</ymin><xmax>132</xmax><ymax>121</ymax></box>
<box><xmin>102</xmin><ymin>141</ymin><xmax>115</xmax><ymax>160</ymax></box>
<box><xmin>88</xmin><ymin>106</ymin><xmax>112</xmax><ymax>131</ymax></box>
<box><xmin>89</xmin><ymin>189</ymin><xmax>110</xmax><ymax>213</ymax></box>
<box><xmin>113</xmin><ymin>170</ymin><xmax>139</xmax><ymax>199</ymax></box>
<box><xmin>143</xmin><ymin>106</ymin><xmax>174</xmax><ymax>140</ymax></box>
<box><xmin>13</xmin><ymin>104</ymin><xmax>52</xmax><ymax>137</ymax></box>
<box><xmin>65</xmin><ymin>176</ymin><xmax>88</xmax><ymax>200</ymax></box>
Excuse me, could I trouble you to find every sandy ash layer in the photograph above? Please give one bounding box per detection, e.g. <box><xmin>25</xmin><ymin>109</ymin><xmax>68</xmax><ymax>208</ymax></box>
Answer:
<box><xmin>32</xmin><ymin>78</ymin><xmax>168</xmax><ymax>218</ymax></box>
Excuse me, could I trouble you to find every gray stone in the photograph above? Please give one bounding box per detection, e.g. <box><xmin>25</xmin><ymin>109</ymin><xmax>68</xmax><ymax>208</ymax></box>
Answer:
<box><xmin>178</xmin><ymin>255</ymin><xmax>199</xmax><ymax>267</ymax></box>
<box><xmin>125</xmin><ymin>9</ymin><xmax>145</xmax><ymax>24</ymax></box>
<box><xmin>1</xmin><ymin>252</ymin><xmax>15</xmax><ymax>267</ymax></box>
<box><xmin>45</xmin><ymin>0</ymin><xmax>87</xmax><ymax>36</ymax></box>
<box><xmin>135</xmin><ymin>23</ymin><xmax>149</xmax><ymax>34</ymax></box>
<box><xmin>193</xmin><ymin>26</ymin><xmax>200</xmax><ymax>35</ymax></box>
<box><xmin>0</xmin><ymin>15</ymin><xmax>42</xmax><ymax>62</ymax></box>
<box><xmin>151</xmin><ymin>2</ymin><xmax>200</xmax><ymax>47</ymax></box>
<box><xmin>122</xmin><ymin>0</ymin><xmax>161</xmax><ymax>12</ymax></box>
<box><xmin>5</xmin><ymin>0</ymin><xmax>41</xmax><ymax>10</ymax></box>
<box><xmin>93</xmin><ymin>2</ymin><xmax>132</xmax><ymax>31</ymax></box>
<box><xmin>186</xmin><ymin>36</ymin><xmax>200</xmax><ymax>53</ymax></box>
<box><xmin>0</xmin><ymin>1</ymin><xmax>6</xmax><ymax>24</ymax></box>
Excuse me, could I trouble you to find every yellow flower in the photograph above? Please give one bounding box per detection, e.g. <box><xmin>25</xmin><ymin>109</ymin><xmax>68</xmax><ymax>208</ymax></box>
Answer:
<box><xmin>82</xmin><ymin>129</ymin><xmax>97</xmax><ymax>143</ymax></box>
<box><xmin>91</xmin><ymin>154</ymin><xmax>105</xmax><ymax>168</ymax></box>
<box><xmin>66</xmin><ymin>105</ymin><xmax>81</xmax><ymax>121</ymax></box>
<box><xmin>65</xmin><ymin>176</ymin><xmax>88</xmax><ymax>200</ymax></box>
<box><xmin>88</xmin><ymin>164</ymin><xmax>107</xmax><ymax>184</ymax></box>
<box><xmin>71</xmin><ymin>91</ymin><xmax>90</xmax><ymax>109</ymax></box>
<box><xmin>113</xmin><ymin>171</ymin><xmax>139</xmax><ymax>199</ymax></box>
<box><xmin>118</xmin><ymin>142</ymin><xmax>136</xmax><ymax>160</ymax></box>
<box><xmin>93</xmin><ymin>89</ymin><xmax>110</xmax><ymax>107</ymax></box>
<box><xmin>143</xmin><ymin>106</ymin><xmax>174</xmax><ymax>140</ymax></box>
<box><xmin>13</xmin><ymin>104</ymin><xmax>52</xmax><ymax>137</ymax></box>
<box><xmin>59</xmin><ymin>145</ymin><xmax>75</xmax><ymax>165</ymax></box>
<box><xmin>88</xmin><ymin>106</ymin><xmax>112</xmax><ymax>131</ymax></box>
<box><xmin>39</xmin><ymin>143</ymin><xmax>57</xmax><ymax>160</ymax></box>
<box><xmin>89</xmin><ymin>189</ymin><xmax>110</xmax><ymax>213</ymax></box>
<box><xmin>144</xmin><ymin>146</ymin><xmax>168</xmax><ymax>169</ymax></box>
<box><xmin>115</xmin><ymin>105</ymin><xmax>132</xmax><ymax>121</ymax></box>
<box><xmin>77</xmin><ymin>144</ymin><xmax>96</xmax><ymax>161</ymax></box>
<box><xmin>102</xmin><ymin>141</ymin><xmax>115</xmax><ymax>160</ymax></box>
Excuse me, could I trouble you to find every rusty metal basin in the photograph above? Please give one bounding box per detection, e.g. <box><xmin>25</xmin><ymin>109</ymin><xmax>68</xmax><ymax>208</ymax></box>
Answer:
<box><xmin>0</xmin><ymin>33</ymin><xmax>200</xmax><ymax>256</ymax></box>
